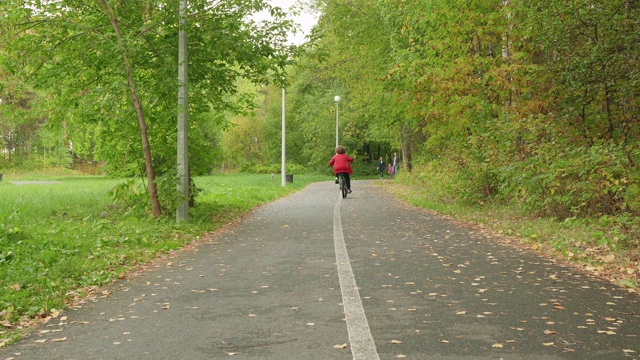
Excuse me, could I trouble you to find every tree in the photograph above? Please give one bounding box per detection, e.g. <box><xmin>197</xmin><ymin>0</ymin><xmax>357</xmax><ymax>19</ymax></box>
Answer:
<box><xmin>3</xmin><ymin>0</ymin><xmax>295</xmax><ymax>216</ymax></box>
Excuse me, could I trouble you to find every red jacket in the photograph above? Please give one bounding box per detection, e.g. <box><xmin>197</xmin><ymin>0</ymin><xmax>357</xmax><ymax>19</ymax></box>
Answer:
<box><xmin>329</xmin><ymin>153</ymin><xmax>354</xmax><ymax>174</ymax></box>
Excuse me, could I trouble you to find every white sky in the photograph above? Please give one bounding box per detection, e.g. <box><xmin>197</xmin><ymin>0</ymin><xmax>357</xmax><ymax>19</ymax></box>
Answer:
<box><xmin>256</xmin><ymin>0</ymin><xmax>319</xmax><ymax>45</ymax></box>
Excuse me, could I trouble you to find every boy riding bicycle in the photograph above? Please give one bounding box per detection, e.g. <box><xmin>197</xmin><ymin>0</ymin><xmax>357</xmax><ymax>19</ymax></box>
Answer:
<box><xmin>329</xmin><ymin>145</ymin><xmax>353</xmax><ymax>194</ymax></box>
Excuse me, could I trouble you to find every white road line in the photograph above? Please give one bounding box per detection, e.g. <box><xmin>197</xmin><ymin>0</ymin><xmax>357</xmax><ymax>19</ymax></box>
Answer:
<box><xmin>333</xmin><ymin>194</ymin><xmax>380</xmax><ymax>360</ymax></box>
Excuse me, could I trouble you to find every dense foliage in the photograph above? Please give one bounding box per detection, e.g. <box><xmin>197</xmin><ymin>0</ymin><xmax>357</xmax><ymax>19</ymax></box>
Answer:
<box><xmin>1</xmin><ymin>0</ymin><xmax>295</xmax><ymax>215</ymax></box>
<box><xmin>233</xmin><ymin>0</ymin><xmax>639</xmax><ymax>232</ymax></box>
<box><xmin>259</xmin><ymin>0</ymin><xmax>638</xmax><ymax>249</ymax></box>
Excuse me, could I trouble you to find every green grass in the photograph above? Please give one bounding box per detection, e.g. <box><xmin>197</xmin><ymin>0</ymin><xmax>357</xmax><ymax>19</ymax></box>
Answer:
<box><xmin>0</xmin><ymin>173</ymin><xmax>326</xmax><ymax>344</ymax></box>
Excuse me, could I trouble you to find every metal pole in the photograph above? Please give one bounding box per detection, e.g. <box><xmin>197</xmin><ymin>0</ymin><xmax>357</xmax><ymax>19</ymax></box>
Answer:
<box><xmin>335</xmin><ymin>102</ymin><xmax>339</xmax><ymax>147</ymax></box>
<box><xmin>176</xmin><ymin>0</ymin><xmax>189</xmax><ymax>222</ymax></box>
<box><xmin>281</xmin><ymin>86</ymin><xmax>286</xmax><ymax>187</ymax></box>
<box><xmin>334</xmin><ymin>96</ymin><xmax>340</xmax><ymax>147</ymax></box>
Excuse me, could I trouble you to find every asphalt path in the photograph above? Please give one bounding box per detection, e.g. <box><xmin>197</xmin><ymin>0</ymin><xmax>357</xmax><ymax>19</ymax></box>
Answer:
<box><xmin>2</xmin><ymin>180</ymin><xmax>639</xmax><ymax>359</ymax></box>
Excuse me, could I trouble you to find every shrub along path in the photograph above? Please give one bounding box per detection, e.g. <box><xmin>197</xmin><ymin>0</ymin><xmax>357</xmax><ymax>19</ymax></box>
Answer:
<box><xmin>1</xmin><ymin>180</ymin><xmax>638</xmax><ymax>359</ymax></box>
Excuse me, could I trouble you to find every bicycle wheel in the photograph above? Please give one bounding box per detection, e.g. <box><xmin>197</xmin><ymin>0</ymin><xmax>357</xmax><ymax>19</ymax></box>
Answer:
<box><xmin>340</xmin><ymin>176</ymin><xmax>347</xmax><ymax>198</ymax></box>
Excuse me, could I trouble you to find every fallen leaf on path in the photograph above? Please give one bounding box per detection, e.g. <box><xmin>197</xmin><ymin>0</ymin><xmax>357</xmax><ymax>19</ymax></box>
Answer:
<box><xmin>602</xmin><ymin>254</ymin><xmax>615</xmax><ymax>262</ymax></box>
<box><xmin>597</xmin><ymin>330</ymin><xmax>616</xmax><ymax>335</ymax></box>
<box><xmin>8</xmin><ymin>283</ymin><xmax>22</xmax><ymax>292</ymax></box>
<box><xmin>492</xmin><ymin>343</ymin><xmax>503</xmax><ymax>348</ymax></box>
<box><xmin>334</xmin><ymin>343</ymin><xmax>348</xmax><ymax>349</ymax></box>
<box><xmin>52</xmin><ymin>337</ymin><xmax>67</xmax><ymax>342</ymax></box>
<box><xmin>391</xmin><ymin>340</ymin><xmax>403</xmax><ymax>344</ymax></box>
<box><xmin>544</xmin><ymin>330</ymin><xmax>557</xmax><ymax>335</ymax></box>
<box><xmin>543</xmin><ymin>342</ymin><xmax>554</xmax><ymax>346</ymax></box>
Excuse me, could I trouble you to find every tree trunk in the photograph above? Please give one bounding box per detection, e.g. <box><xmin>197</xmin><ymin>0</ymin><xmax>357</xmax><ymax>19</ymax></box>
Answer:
<box><xmin>401</xmin><ymin>123</ymin><xmax>412</xmax><ymax>173</ymax></box>
<box><xmin>101</xmin><ymin>0</ymin><xmax>162</xmax><ymax>217</ymax></box>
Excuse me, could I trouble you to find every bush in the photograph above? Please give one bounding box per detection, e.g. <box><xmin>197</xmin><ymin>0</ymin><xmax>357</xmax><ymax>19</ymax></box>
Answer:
<box><xmin>109</xmin><ymin>169</ymin><xmax>190</xmax><ymax>217</ymax></box>
<box><xmin>351</xmin><ymin>160</ymin><xmax>378</xmax><ymax>177</ymax></box>
<box><xmin>496</xmin><ymin>142</ymin><xmax>638</xmax><ymax>219</ymax></box>
<box><xmin>239</xmin><ymin>163</ymin><xmax>311</xmax><ymax>175</ymax></box>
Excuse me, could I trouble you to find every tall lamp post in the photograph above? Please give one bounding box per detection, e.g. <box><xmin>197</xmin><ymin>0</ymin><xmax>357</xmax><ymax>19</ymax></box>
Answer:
<box><xmin>176</xmin><ymin>0</ymin><xmax>189</xmax><ymax>223</ymax></box>
<box><xmin>334</xmin><ymin>96</ymin><xmax>340</xmax><ymax>147</ymax></box>
<box><xmin>281</xmin><ymin>85</ymin><xmax>286</xmax><ymax>187</ymax></box>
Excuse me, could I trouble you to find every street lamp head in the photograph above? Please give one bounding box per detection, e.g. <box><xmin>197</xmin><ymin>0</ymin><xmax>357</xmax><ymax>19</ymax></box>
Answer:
<box><xmin>334</xmin><ymin>96</ymin><xmax>340</xmax><ymax>103</ymax></box>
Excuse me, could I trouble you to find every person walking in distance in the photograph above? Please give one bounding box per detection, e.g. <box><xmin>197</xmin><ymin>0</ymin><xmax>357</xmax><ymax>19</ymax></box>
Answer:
<box><xmin>392</xmin><ymin>152</ymin><xmax>399</xmax><ymax>177</ymax></box>
<box><xmin>378</xmin><ymin>157</ymin><xmax>386</xmax><ymax>179</ymax></box>
<box><xmin>329</xmin><ymin>146</ymin><xmax>354</xmax><ymax>193</ymax></box>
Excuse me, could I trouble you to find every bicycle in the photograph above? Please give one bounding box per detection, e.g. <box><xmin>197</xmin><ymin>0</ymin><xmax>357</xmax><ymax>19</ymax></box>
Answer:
<box><xmin>336</xmin><ymin>172</ymin><xmax>348</xmax><ymax>198</ymax></box>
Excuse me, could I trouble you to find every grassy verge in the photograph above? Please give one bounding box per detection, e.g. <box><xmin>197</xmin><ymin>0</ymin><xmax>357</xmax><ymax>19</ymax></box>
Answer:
<box><xmin>382</xmin><ymin>175</ymin><xmax>639</xmax><ymax>293</ymax></box>
<box><xmin>0</xmin><ymin>173</ymin><xmax>326</xmax><ymax>345</ymax></box>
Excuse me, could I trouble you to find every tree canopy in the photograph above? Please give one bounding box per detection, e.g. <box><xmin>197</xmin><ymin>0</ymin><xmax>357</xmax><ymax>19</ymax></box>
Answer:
<box><xmin>1</xmin><ymin>0</ymin><xmax>296</xmax><ymax>215</ymax></box>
